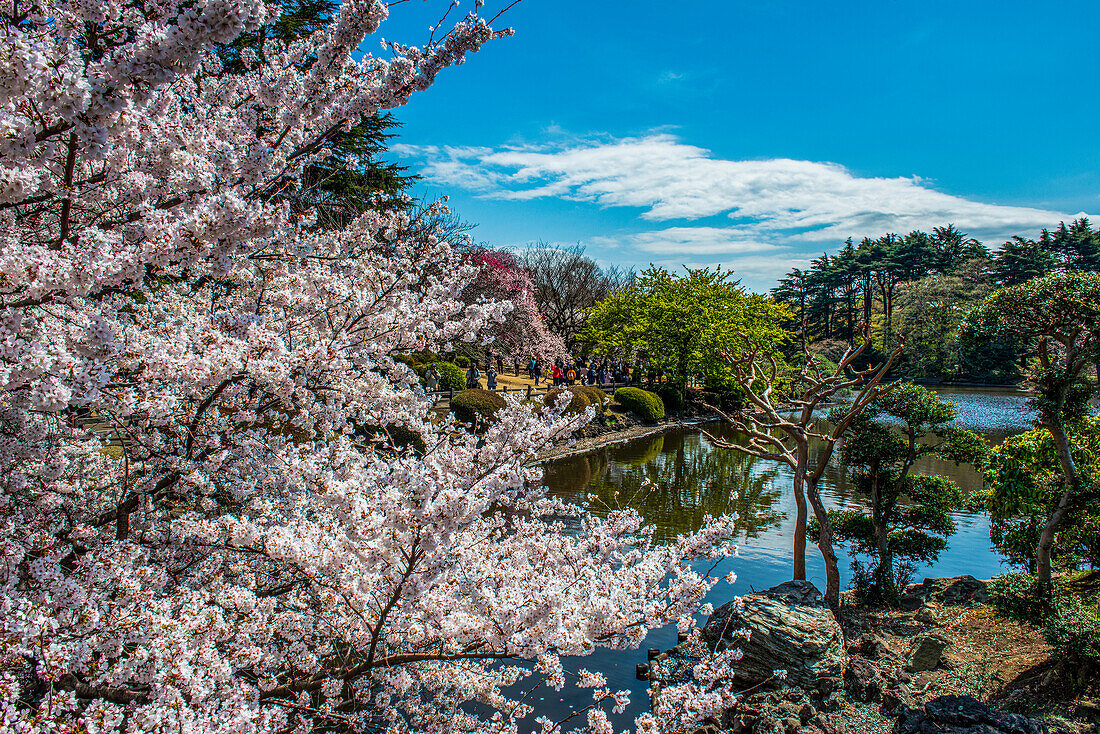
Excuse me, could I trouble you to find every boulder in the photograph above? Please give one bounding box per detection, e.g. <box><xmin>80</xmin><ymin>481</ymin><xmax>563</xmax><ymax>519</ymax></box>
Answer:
<box><xmin>905</xmin><ymin>633</ymin><xmax>950</xmax><ymax>673</ymax></box>
<box><xmin>721</xmin><ymin>688</ymin><xmax>847</xmax><ymax>734</ymax></box>
<box><xmin>845</xmin><ymin>656</ymin><xmax>886</xmax><ymax>702</ymax></box>
<box><xmin>899</xmin><ymin>576</ymin><xmax>989</xmax><ymax>611</ymax></box>
<box><xmin>701</xmin><ymin>580</ymin><xmax>846</xmax><ymax>693</ymax></box>
<box><xmin>846</xmin><ymin>632</ymin><xmax>892</xmax><ymax>660</ymax></box>
<box><xmin>893</xmin><ymin>695</ymin><xmax>1048</xmax><ymax>734</ymax></box>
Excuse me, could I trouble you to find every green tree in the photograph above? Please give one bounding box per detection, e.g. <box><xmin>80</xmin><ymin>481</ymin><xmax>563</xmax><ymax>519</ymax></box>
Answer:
<box><xmin>1050</xmin><ymin>218</ymin><xmax>1100</xmax><ymax>272</ymax></box>
<box><xmin>827</xmin><ymin>383</ymin><xmax>988</xmax><ymax>601</ymax></box>
<box><xmin>985</xmin><ymin>416</ymin><xmax>1100</xmax><ymax>573</ymax></box>
<box><xmin>962</xmin><ymin>271</ymin><xmax>1100</xmax><ymax>583</ymax></box>
<box><xmin>581</xmin><ymin>266</ymin><xmax>790</xmax><ymax>390</ymax></box>
<box><xmin>894</xmin><ymin>258</ymin><xmax>998</xmax><ymax>380</ymax></box>
<box><xmin>994</xmin><ymin>236</ymin><xmax>1055</xmax><ymax>287</ymax></box>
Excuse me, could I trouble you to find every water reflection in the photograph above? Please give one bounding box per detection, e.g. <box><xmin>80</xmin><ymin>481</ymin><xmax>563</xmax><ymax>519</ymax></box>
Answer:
<box><xmin>529</xmin><ymin>387</ymin><xmax>1036</xmax><ymax>731</ymax></box>
<box><xmin>547</xmin><ymin>429</ymin><xmax>784</xmax><ymax>543</ymax></box>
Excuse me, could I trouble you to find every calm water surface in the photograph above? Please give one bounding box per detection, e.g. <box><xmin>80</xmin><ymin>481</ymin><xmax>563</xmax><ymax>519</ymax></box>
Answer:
<box><xmin>519</xmin><ymin>387</ymin><xmax>1036</xmax><ymax>730</ymax></box>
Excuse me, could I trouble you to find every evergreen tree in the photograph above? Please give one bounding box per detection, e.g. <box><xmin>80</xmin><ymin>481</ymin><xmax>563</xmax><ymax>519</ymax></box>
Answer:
<box><xmin>826</xmin><ymin>383</ymin><xmax>988</xmax><ymax>601</ymax></box>
<box><xmin>216</xmin><ymin>0</ymin><xmax>415</xmax><ymax>222</ymax></box>
<box><xmin>994</xmin><ymin>236</ymin><xmax>1055</xmax><ymax>286</ymax></box>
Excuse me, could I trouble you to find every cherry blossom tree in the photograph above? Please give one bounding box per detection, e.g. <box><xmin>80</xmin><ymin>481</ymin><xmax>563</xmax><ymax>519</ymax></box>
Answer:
<box><xmin>462</xmin><ymin>249</ymin><xmax>570</xmax><ymax>364</ymax></box>
<box><xmin>0</xmin><ymin>1</ymin><xmax>741</xmax><ymax>732</ymax></box>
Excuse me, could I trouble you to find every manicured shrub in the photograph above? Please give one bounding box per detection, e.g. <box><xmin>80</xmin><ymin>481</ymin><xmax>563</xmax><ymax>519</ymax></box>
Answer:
<box><xmin>450</xmin><ymin>389</ymin><xmax>507</xmax><ymax>424</ymax></box>
<box><xmin>435</xmin><ymin>362</ymin><xmax>466</xmax><ymax>392</ymax></box>
<box><xmin>575</xmin><ymin>385</ymin><xmax>609</xmax><ymax>410</ymax></box>
<box><xmin>393</xmin><ymin>354</ymin><xmax>421</xmax><ymax>370</ymax></box>
<box><xmin>656</xmin><ymin>384</ymin><xmax>684</xmax><ymax>412</ymax></box>
<box><xmin>454</xmin><ymin>355</ymin><xmax>471</xmax><ymax>368</ymax></box>
<box><xmin>409</xmin><ymin>350</ymin><xmax>444</xmax><ymax>365</ymax></box>
<box><xmin>614</xmin><ymin>387</ymin><xmax>665</xmax><ymax>423</ymax></box>
<box><xmin>989</xmin><ymin>572</ymin><xmax>1058</xmax><ymax>625</ymax></box>
<box><xmin>544</xmin><ymin>387</ymin><xmax>591</xmax><ymax>415</ymax></box>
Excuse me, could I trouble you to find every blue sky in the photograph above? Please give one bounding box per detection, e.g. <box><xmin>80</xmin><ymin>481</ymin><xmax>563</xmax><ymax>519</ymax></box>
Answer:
<box><xmin>379</xmin><ymin>0</ymin><xmax>1099</xmax><ymax>291</ymax></box>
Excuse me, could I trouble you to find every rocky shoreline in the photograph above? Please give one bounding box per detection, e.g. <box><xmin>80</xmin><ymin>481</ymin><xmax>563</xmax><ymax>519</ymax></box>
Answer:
<box><xmin>647</xmin><ymin>576</ymin><xmax>1081</xmax><ymax>734</ymax></box>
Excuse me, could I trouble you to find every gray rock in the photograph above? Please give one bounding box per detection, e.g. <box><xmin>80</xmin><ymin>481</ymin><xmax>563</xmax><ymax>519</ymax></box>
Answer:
<box><xmin>905</xmin><ymin>633</ymin><xmax>950</xmax><ymax>672</ymax></box>
<box><xmin>880</xmin><ymin>684</ymin><xmax>913</xmax><ymax>717</ymax></box>
<box><xmin>816</xmin><ymin>713</ymin><xmax>848</xmax><ymax>734</ymax></box>
<box><xmin>701</xmin><ymin>580</ymin><xmax>845</xmax><ymax>693</ymax></box>
<box><xmin>847</xmin><ymin>632</ymin><xmax>892</xmax><ymax>660</ymax></box>
<box><xmin>914</xmin><ymin>605</ymin><xmax>937</xmax><ymax>624</ymax></box>
<box><xmin>899</xmin><ymin>575</ymin><xmax>989</xmax><ymax>610</ymax></box>
<box><xmin>845</xmin><ymin>656</ymin><xmax>886</xmax><ymax>702</ymax></box>
<box><xmin>893</xmin><ymin>695</ymin><xmax>1047</xmax><ymax>734</ymax></box>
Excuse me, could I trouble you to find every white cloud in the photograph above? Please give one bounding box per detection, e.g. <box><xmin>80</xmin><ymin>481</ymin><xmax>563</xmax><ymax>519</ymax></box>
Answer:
<box><xmin>396</xmin><ymin>134</ymin><xmax>1077</xmax><ymax>243</ymax></box>
<box><xmin>589</xmin><ymin>227</ymin><xmax>778</xmax><ymax>256</ymax></box>
<box><xmin>394</xmin><ymin>133</ymin><xmax>1087</xmax><ymax>290</ymax></box>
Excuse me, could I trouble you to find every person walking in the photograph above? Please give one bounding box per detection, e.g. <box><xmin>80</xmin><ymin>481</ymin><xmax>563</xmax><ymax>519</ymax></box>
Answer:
<box><xmin>565</xmin><ymin>366</ymin><xmax>577</xmax><ymax>385</ymax></box>
<box><xmin>551</xmin><ymin>364</ymin><xmax>563</xmax><ymax>387</ymax></box>
<box><xmin>425</xmin><ymin>363</ymin><xmax>440</xmax><ymax>392</ymax></box>
<box><xmin>486</xmin><ymin>365</ymin><xmax>497</xmax><ymax>390</ymax></box>
<box><xmin>534</xmin><ymin>361</ymin><xmax>543</xmax><ymax>386</ymax></box>
<box><xmin>466</xmin><ymin>361</ymin><xmax>481</xmax><ymax>390</ymax></box>
<box><xmin>528</xmin><ymin>357</ymin><xmax>537</xmax><ymax>380</ymax></box>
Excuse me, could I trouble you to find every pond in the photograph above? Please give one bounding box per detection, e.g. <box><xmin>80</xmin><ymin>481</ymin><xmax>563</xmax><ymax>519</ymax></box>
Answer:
<box><xmin>528</xmin><ymin>386</ymin><xmax>1036</xmax><ymax>729</ymax></box>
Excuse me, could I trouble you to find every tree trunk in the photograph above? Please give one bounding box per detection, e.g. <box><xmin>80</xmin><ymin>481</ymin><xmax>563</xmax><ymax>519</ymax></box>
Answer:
<box><xmin>1037</xmin><ymin>417</ymin><xmax>1081</xmax><ymax>584</ymax></box>
<box><xmin>874</xmin><ymin>523</ymin><xmax>892</xmax><ymax>596</ymax></box>
<box><xmin>806</xmin><ymin>477</ymin><xmax>840</xmax><ymax>614</ymax></box>
<box><xmin>793</xmin><ymin>471</ymin><xmax>807</xmax><ymax>581</ymax></box>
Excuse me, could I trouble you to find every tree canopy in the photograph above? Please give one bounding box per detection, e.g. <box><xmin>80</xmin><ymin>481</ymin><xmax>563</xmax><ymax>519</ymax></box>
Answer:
<box><xmin>581</xmin><ymin>266</ymin><xmax>791</xmax><ymax>383</ymax></box>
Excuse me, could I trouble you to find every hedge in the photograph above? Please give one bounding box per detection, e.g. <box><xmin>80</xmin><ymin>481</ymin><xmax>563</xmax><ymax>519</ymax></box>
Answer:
<box><xmin>450</xmin><ymin>389</ymin><xmax>507</xmax><ymax>424</ymax></box>
<box><xmin>544</xmin><ymin>387</ymin><xmax>591</xmax><ymax>415</ymax></box>
<box><xmin>614</xmin><ymin>387</ymin><xmax>665</xmax><ymax>423</ymax></box>
<box><xmin>574</xmin><ymin>385</ymin><xmax>609</xmax><ymax>410</ymax></box>
<box><xmin>435</xmin><ymin>362</ymin><xmax>466</xmax><ymax>392</ymax></box>
<box><xmin>655</xmin><ymin>384</ymin><xmax>684</xmax><ymax>412</ymax></box>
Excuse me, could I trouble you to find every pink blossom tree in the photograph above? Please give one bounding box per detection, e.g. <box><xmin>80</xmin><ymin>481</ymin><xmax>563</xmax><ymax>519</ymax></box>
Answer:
<box><xmin>0</xmin><ymin>1</ymin><xmax>740</xmax><ymax>732</ymax></box>
<box><xmin>463</xmin><ymin>249</ymin><xmax>570</xmax><ymax>364</ymax></box>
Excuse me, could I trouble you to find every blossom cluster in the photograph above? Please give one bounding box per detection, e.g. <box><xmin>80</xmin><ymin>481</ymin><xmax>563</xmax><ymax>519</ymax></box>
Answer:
<box><xmin>0</xmin><ymin>1</ymin><xmax>741</xmax><ymax>733</ymax></box>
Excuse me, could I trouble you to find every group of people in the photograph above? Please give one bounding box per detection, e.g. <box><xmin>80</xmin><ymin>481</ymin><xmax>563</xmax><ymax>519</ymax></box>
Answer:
<box><xmin>535</xmin><ymin>357</ymin><xmax>631</xmax><ymax>388</ymax></box>
<box><xmin>423</xmin><ymin>351</ymin><xmax>636</xmax><ymax>393</ymax></box>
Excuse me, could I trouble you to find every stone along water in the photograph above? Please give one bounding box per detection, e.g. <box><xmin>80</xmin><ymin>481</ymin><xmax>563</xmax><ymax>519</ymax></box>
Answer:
<box><xmin>520</xmin><ymin>387</ymin><xmax>1037</xmax><ymax>730</ymax></box>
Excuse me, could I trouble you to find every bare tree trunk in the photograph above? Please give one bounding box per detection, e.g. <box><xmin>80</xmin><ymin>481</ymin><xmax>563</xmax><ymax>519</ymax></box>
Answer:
<box><xmin>806</xmin><ymin>477</ymin><xmax>840</xmax><ymax>613</ymax></box>
<box><xmin>1037</xmin><ymin>418</ymin><xmax>1080</xmax><ymax>584</ymax></box>
<box><xmin>793</xmin><ymin>471</ymin><xmax>807</xmax><ymax>581</ymax></box>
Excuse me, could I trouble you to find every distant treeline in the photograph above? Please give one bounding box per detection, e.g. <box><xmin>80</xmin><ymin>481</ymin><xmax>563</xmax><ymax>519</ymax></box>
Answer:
<box><xmin>769</xmin><ymin>219</ymin><xmax>1100</xmax><ymax>383</ymax></box>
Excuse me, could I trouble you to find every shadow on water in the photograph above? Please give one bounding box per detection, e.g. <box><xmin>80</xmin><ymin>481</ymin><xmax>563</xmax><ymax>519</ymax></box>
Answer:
<box><xmin>520</xmin><ymin>387</ymin><xmax>1037</xmax><ymax>730</ymax></box>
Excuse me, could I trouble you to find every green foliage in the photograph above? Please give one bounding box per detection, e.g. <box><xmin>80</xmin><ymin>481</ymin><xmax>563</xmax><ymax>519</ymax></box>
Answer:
<box><xmin>989</xmin><ymin>572</ymin><xmax>1059</xmax><ymax>625</ymax></box>
<box><xmin>961</xmin><ymin>271</ymin><xmax>1100</xmax><ymax>425</ymax></box>
<box><xmin>655</xmin><ymin>384</ymin><xmax>685</xmax><ymax>412</ymax></box>
<box><xmin>573</xmin><ymin>385</ymin><xmax>609</xmax><ymax>411</ymax></box>
<box><xmin>613</xmin><ymin>387</ymin><xmax>665</xmax><ymax>423</ymax></box>
<box><xmin>829</xmin><ymin>383</ymin><xmax>987</xmax><ymax>601</ymax></box>
<box><xmin>769</xmin><ymin>219</ymin><xmax>1100</xmax><ymax>383</ymax></box>
<box><xmin>435</xmin><ymin>362</ymin><xmax>466</xmax><ymax>392</ymax></box>
<box><xmin>453</xmin><ymin>356</ymin><xmax>471</xmax><ymax>368</ymax></box>
<box><xmin>582</xmin><ymin>267</ymin><xmax>791</xmax><ymax>385</ymax></box>
<box><xmin>1041</xmin><ymin>596</ymin><xmax>1100</xmax><ymax>667</ymax></box>
<box><xmin>985</xmin><ymin>416</ymin><xmax>1100</xmax><ymax>572</ymax></box>
<box><xmin>989</xmin><ymin>571</ymin><xmax>1100</xmax><ymax>671</ymax></box>
<box><xmin>544</xmin><ymin>387</ymin><xmax>591</xmax><ymax>415</ymax></box>
<box><xmin>449</xmin><ymin>389</ymin><xmax>507</xmax><ymax>424</ymax></box>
